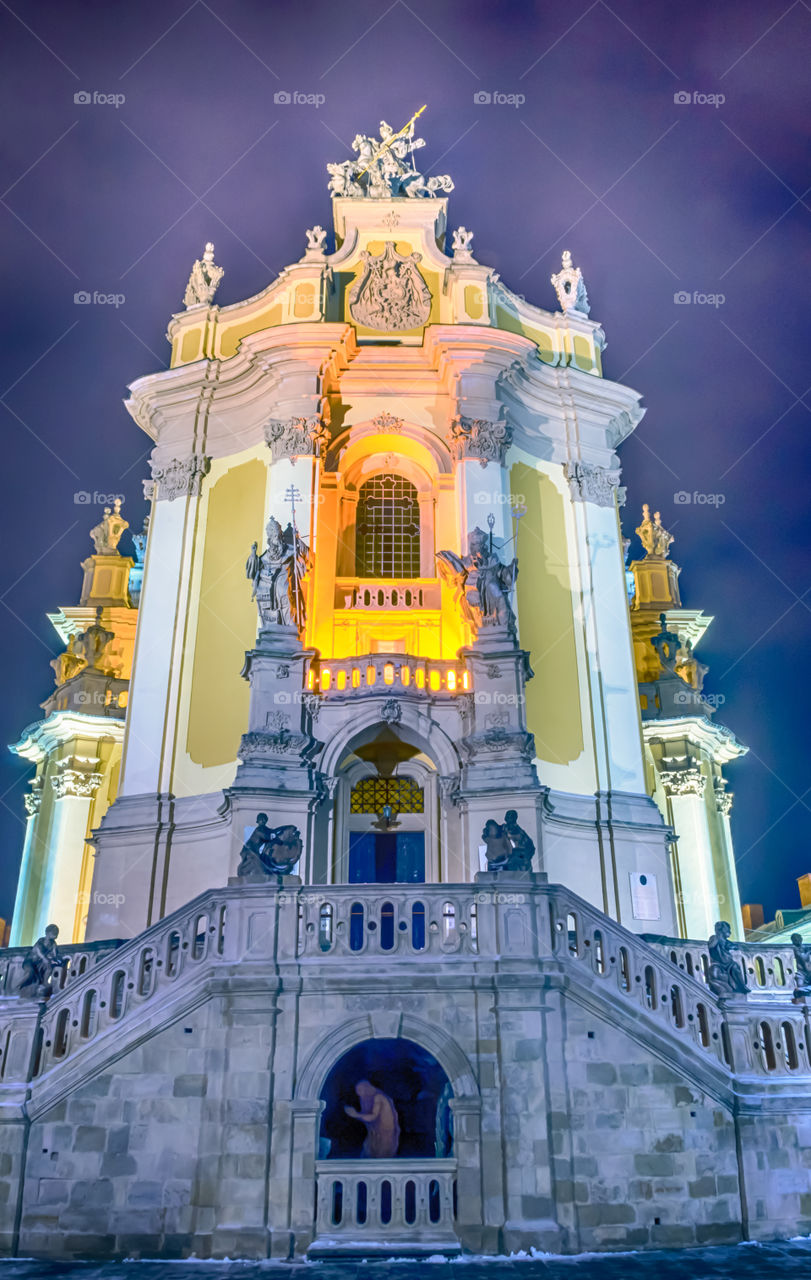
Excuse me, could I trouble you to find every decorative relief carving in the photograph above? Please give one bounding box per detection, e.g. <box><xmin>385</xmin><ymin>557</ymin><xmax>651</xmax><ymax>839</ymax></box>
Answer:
<box><xmin>372</xmin><ymin>411</ymin><xmax>404</xmax><ymax>433</ymax></box>
<box><xmin>381</xmin><ymin>699</ymin><xmax>402</xmax><ymax>726</ymax></box>
<box><xmin>24</xmin><ymin>779</ymin><xmax>43</xmax><ymax>817</ymax></box>
<box><xmin>564</xmin><ymin>461</ymin><xmax>623</xmax><ymax>508</ymax></box>
<box><xmin>348</xmin><ymin>243</ymin><xmax>431</xmax><ymax>331</ymax></box>
<box><xmin>149</xmin><ymin>454</ymin><xmax>211</xmax><ymax>502</ymax></box>
<box><xmin>447</xmin><ymin>416</ymin><xmax>512</xmax><ymax>467</ymax></box>
<box><xmin>264</xmin><ymin>416</ymin><xmax>330</xmax><ymax>461</ymax></box>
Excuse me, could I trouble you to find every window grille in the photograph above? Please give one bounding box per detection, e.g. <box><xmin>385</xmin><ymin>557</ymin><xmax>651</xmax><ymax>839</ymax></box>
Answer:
<box><xmin>350</xmin><ymin>776</ymin><xmax>424</xmax><ymax>814</ymax></box>
<box><xmin>355</xmin><ymin>473</ymin><xmax>420</xmax><ymax>578</ymax></box>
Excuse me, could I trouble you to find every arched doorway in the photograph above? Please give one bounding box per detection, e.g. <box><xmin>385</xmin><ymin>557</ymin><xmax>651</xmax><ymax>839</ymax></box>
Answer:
<box><xmin>319</xmin><ymin>1037</ymin><xmax>453</xmax><ymax>1160</ymax></box>
<box><xmin>333</xmin><ymin>725</ymin><xmax>441</xmax><ymax>884</ymax></box>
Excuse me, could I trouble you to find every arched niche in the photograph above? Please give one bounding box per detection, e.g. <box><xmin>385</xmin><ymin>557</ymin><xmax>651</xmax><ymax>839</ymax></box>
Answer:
<box><xmin>318</xmin><ymin>1037</ymin><xmax>453</xmax><ymax>1160</ymax></box>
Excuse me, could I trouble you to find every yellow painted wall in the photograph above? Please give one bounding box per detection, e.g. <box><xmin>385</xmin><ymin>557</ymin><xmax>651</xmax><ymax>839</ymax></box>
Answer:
<box><xmin>512</xmin><ymin>462</ymin><xmax>584</xmax><ymax>764</ymax></box>
<box><xmin>186</xmin><ymin>459</ymin><xmax>266</xmax><ymax>767</ymax></box>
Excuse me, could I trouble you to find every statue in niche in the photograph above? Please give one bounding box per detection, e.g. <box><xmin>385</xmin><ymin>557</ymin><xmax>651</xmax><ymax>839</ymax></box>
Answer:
<box><xmin>237</xmin><ymin>814</ymin><xmax>303</xmax><ymax>880</ymax></box>
<box><xmin>19</xmin><ymin>924</ymin><xmax>67</xmax><ymax>999</ymax></box>
<box><xmin>89</xmin><ymin>497</ymin><xmax>128</xmax><ymax>555</ymax></box>
<box><xmin>482</xmin><ymin>811</ymin><xmax>535</xmax><ymax>873</ymax></box>
<box><xmin>791</xmin><ymin>934</ymin><xmax>811</xmax><ymax>996</ymax></box>
<box><xmin>73</xmin><ymin>608</ymin><xmax>117</xmax><ymax>673</ymax></box>
<box><xmin>246</xmin><ymin>517</ymin><xmax>310</xmax><ymax>630</ymax></box>
<box><xmin>437</xmin><ymin>526</ymin><xmax>518</xmax><ymax>633</ymax></box>
<box><xmin>345</xmin><ymin>1079</ymin><xmax>400</xmax><ymax>1158</ymax></box>
<box><xmin>707</xmin><ymin>920</ymin><xmax>750</xmax><ymax>997</ymax></box>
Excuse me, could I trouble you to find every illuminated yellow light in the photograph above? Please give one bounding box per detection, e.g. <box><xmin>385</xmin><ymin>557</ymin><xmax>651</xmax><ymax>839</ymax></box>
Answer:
<box><xmin>461</xmin><ymin>671</ymin><xmax>470</xmax><ymax>690</ymax></box>
<box><xmin>307</xmin><ymin>669</ymin><xmax>315</xmax><ymax>690</ymax></box>
<box><xmin>366</xmin><ymin>665</ymin><xmax>376</xmax><ymax>685</ymax></box>
<box><xmin>429</xmin><ymin>670</ymin><xmax>441</xmax><ymax>692</ymax></box>
<box><xmin>384</xmin><ymin>662</ymin><xmax>395</xmax><ymax>685</ymax></box>
<box><xmin>336</xmin><ymin>670</ymin><xmax>347</xmax><ymax>691</ymax></box>
<box><xmin>352</xmin><ymin>667</ymin><xmax>361</xmax><ymax>688</ymax></box>
<box><xmin>401</xmin><ymin>667</ymin><xmax>410</xmax><ymax>686</ymax></box>
<box><xmin>321</xmin><ymin>668</ymin><xmax>332</xmax><ymax>691</ymax></box>
<box><xmin>447</xmin><ymin>670</ymin><xmax>456</xmax><ymax>691</ymax></box>
<box><xmin>415</xmin><ymin>668</ymin><xmax>425</xmax><ymax>689</ymax></box>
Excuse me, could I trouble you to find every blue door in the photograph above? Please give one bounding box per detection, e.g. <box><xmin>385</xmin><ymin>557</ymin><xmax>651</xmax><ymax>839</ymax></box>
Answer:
<box><xmin>348</xmin><ymin>831</ymin><xmax>425</xmax><ymax>883</ymax></box>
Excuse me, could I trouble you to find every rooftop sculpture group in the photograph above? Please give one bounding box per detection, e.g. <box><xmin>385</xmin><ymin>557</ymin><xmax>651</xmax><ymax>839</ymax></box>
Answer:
<box><xmin>327</xmin><ymin>112</ymin><xmax>453</xmax><ymax>200</ymax></box>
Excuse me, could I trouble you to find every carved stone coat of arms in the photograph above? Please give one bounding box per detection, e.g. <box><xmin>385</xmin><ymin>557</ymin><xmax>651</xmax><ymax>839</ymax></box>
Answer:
<box><xmin>348</xmin><ymin>241</ymin><xmax>431</xmax><ymax>331</ymax></box>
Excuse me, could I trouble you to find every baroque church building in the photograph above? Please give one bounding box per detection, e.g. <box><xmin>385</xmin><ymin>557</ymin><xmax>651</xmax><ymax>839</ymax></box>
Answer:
<box><xmin>1</xmin><ymin>120</ymin><xmax>810</xmax><ymax>1262</ymax></box>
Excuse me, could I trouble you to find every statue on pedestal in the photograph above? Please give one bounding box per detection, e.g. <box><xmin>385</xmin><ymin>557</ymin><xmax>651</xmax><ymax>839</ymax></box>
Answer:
<box><xmin>19</xmin><ymin>924</ymin><xmax>67</xmax><ymax>999</ymax></box>
<box><xmin>183</xmin><ymin>242</ymin><xmax>224</xmax><ymax>308</ymax></box>
<box><xmin>791</xmin><ymin>933</ymin><xmax>811</xmax><ymax>997</ymax></box>
<box><xmin>246</xmin><ymin>518</ymin><xmax>310</xmax><ymax>630</ymax></box>
<box><xmin>237</xmin><ymin>813</ymin><xmax>303</xmax><ymax>880</ymax></box>
<box><xmin>707</xmin><ymin>920</ymin><xmax>749</xmax><ymax>997</ymax></box>
<box><xmin>437</xmin><ymin>526</ymin><xmax>517</xmax><ymax>634</ymax></box>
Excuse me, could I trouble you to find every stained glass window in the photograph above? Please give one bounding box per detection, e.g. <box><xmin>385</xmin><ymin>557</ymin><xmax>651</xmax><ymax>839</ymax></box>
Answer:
<box><xmin>355</xmin><ymin>473</ymin><xmax>420</xmax><ymax>578</ymax></box>
<box><xmin>350</xmin><ymin>776</ymin><xmax>425</xmax><ymax>814</ymax></box>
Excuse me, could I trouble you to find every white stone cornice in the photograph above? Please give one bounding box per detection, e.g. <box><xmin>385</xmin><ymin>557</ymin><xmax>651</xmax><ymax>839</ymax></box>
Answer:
<box><xmin>644</xmin><ymin>716</ymin><xmax>747</xmax><ymax>764</ymax></box>
<box><xmin>10</xmin><ymin>712</ymin><xmax>126</xmax><ymax>765</ymax></box>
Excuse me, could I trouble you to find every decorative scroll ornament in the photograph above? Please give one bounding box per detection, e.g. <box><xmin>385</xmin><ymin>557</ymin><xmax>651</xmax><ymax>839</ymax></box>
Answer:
<box><xmin>381</xmin><ymin>698</ymin><xmax>402</xmax><ymax>725</ymax></box>
<box><xmin>326</xmin><ymin>113</ymin><xmax>454</xmax><ymax>200</ymax></box>
<box><xmin>636</xmin><ymin>504</ymin><xmax>674</xmax><ymax>558</ymax></box>
<box><xmin>564</xmin><ymin>461</ymin><xmax>622</xmax><ymax>508</ymax></box>
<box><xmin>51</xmin><ymin>759</ymin><xmax>103</xmax><ymax>800</ymax></box>
<box><xmin>349</xmin><ymin>243</ymin><xmax>431</xmax><ymax>331</ymax></box>
<box><xmin>550</xmin><ymin>249</ymin><xmax>590</xmax><ymax>315</ymax></box>
<box><xmin>264</xmin><ymin>416</ymin><xmax>330</xmax><ymax>461</ymax></box>
<box><xmin>183</xmin><ymin>242</ymin><xmax>224</xmax><ymax>308</ymax></box>
<box><xmin>451</xmin><ymin>226</ymin><xmax>475</xmax><ymax>262</ymax></box>
<box><xmin>149</xmin><ymin>454</ymin><xmax>211</xmax><ymax>502</ymax></box>
<box><xmin>89</xmin><ymin>497</ymin><xmax>128</xmax><ymax>555</ymax></box>
<box><xmin>447</xmin><ymin>416</ymin><xmax>512</xmax><ymax>467</ymax></box>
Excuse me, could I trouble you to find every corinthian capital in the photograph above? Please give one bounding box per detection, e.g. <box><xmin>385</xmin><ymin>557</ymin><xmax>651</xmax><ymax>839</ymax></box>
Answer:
<box><xmin>264</xmin><ymin>416</ymin><xmax>330</xmax><ymax>462</ymax></box>
<box><xmin>51</xmin><ymin>760</ymin><xmax>103</xmax><ymax>800</ymax></box>
<box><xmin>149</xmin><ymin>453</ymin><xmax>211</xmax><ymax>502</ymax></box>
<box><xmin>660</xmin><ymin>761</ymin><xmax>706</xmax><ymax>797</ymax></box>
<box><xmin>564</xmin><ymin>461</ymin><xmax>623</xmax><ymax>508</ymax></box>
<box><xmin>447</xmin><ymin>415</ymin><xmax>512</xmax><ymax>467</ymax></box>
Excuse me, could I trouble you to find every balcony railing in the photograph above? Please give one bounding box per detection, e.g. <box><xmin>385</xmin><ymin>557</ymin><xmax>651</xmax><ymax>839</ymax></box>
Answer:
<box><xmin>308</xmin><ymin>653</ymin><xmax>470</xmax><ymax>698</ymax></box>
<box><xmin>0</xmin><ymin>882</ymin><xmax>807</xmax><ymax>1088</ymax></box>
<box><xmin>312</xmin><ymin>1158</ymin><xmax>459</xmax><ymax>1256</ymax></box>
<box><xmin>334</xmin><ymin>578</ymin><xmax>441</xmax><ymax>611</ymax></box>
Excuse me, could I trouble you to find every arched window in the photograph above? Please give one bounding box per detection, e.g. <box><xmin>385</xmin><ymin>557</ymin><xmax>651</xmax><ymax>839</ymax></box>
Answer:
<box><xmin>356</xmin><ymin>473</ymin><xmax>420</xmax><ymax>579</ymax></box>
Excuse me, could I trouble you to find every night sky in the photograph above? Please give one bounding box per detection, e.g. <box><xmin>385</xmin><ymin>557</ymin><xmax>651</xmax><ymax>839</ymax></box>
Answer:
<box><xmin>1</xmin><ymin>0</ymin><xmax>808</xmax><ymax>925</ymax></box>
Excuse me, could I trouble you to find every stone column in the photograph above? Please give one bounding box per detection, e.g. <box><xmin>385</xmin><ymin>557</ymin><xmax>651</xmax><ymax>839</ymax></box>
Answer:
<box><xmin>661</xmin><ymin>762</ymin><xmax>717</xmax><ymax>940</ymax></box>
<box><xmin>42</xmin><ymin>760</ymin><xmax>102</xmax><ymax>939</ymax></box>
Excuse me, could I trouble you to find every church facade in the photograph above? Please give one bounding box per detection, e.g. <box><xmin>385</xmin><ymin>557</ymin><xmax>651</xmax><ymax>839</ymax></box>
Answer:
<box><xmin>1</xmin><ymin>122</ymin><xmax>809</xmax><ymax>1261</ymax></box>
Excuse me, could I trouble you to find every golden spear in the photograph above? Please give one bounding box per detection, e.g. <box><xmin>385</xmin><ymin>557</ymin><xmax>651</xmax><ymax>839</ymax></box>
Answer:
<box><xmin>355</xmin><ymin>104</ymin><xmax>428</xmax><ymax>180</ymax></box>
